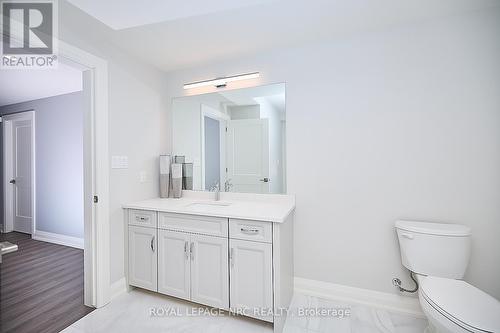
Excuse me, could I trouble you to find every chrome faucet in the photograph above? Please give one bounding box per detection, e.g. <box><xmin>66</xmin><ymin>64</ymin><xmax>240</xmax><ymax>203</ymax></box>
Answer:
<box><xmin>210</xmin><ymin>181</ymin><xmax>220</xmax><ymax>201</ymax></box>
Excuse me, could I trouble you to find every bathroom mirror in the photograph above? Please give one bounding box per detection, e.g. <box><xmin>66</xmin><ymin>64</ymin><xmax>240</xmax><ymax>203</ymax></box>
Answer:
<box><xmin>172</xmin><ymin>83</ymin><xmax>286</xmax><ymax>194</ymax></box>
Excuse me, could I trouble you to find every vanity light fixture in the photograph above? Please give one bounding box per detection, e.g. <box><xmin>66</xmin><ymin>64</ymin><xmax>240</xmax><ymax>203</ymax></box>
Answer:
<box><xmin>183</xmin><ymin>72</ymin><xmax>260</xmax><ymax>90</ymax></box>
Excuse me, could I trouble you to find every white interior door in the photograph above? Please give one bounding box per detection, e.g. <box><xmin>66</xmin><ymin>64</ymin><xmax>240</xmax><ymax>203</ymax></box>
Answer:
<box><xmin>190</xmin><ymin>234</ymin><xmax>229</xmax><ymax>309</ymax></box>
<box><xmin>3</xmin><ymin>112</ymin><xmax>34</xmax><ymax>234</ymax></box>
<box><xmin>226</xmin><ymin>119</ymin><xmax>269</xmax><ymax>193</ymax></box>
<box><xmin>229</xmin><ymin>239</ymin><xmax>273</xmax><ymax>322</ymax></box>
<box><xmin>158</xmin><ymin>230</ymin><xmax>191</xmax><ymax>300</ymax></box>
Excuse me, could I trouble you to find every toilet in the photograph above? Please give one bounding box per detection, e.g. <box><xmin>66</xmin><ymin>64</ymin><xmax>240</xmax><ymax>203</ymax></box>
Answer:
<box><xmin>395</xmin><ymin>220</ymin><xmax>500</xmax><ymax>333</ymax></box>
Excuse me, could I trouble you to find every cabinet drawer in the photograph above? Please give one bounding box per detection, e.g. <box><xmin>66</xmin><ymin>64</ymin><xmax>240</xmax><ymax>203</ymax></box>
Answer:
<box><xmin>159</xmin><ymin>213</ymin><xmax>228</xmax><ymax>237</ymax></box>
<box><xmin>129</xmin><ymin>210</ymin><xmax>157</xmax><ymax>228</ymax></box>
<box><xmin>229</xmin><ymin>219</ymin><xmax>272</xmax><ymax>243</ymax></box>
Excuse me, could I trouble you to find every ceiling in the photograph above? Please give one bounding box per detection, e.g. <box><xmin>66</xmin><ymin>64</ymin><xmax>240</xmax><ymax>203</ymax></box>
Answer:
<box><xmin>0</xmin><ymin>62</ymin><xmax>82</xmax><ymax>107</ymax></box>
<box><xmin>65</xmin><ymin>0</ymin><xmax>500</xmax><ymax>72</ymax></box>
<box><xmin>66</xmin><ymin>0</ymin><xmax>275</xmax><ymax>30</ymax></box>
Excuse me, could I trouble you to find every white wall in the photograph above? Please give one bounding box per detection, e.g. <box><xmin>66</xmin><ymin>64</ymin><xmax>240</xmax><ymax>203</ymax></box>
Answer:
<box><xmin>59</xmin><ymin>1</ymin><xmax>169</xmax><ymax>284</ymax></box>
<box><xmin>0</xmin><ymin>92</ymin><xmax>84</xmax><ymax>239</ymax></box>
<box><xmin>172</xmin><ymin>98</ymin><xmax>202</xmax><ymax>190</ymax></box>
<box><xmin>163</xmin><ymin>9</ymin><xmax>500</xmax><ymax>299</ymax></box>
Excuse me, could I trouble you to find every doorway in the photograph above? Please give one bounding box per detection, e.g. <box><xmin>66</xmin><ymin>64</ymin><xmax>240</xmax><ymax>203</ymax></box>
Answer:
<box><xmin>200</xmin><ymin>104</ymin><xmax>227</xmax><ymax>191</ymax></box>
<box><xmin>0</xmin><ymin>61</ymin><xmax>93</xmax><ymax>331</ymax></box>
<box><xmin>0</xmin><ymin>36</ymin><xmax>111</xmax><ymax>327</ymax></box>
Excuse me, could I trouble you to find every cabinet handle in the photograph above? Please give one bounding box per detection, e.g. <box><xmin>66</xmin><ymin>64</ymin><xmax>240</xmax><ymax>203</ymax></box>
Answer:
<box><xmin>136</xmin><ymin>216</ymin><xmax>149</xmax><ymax>222</ymax></box>
<box><xmin>230</xmin><ymin>248</ymin><xmax>234</xmax><ymax>268</ymax></box>
<box><xmin>184</xmin><ymin>241</ymin><xmax>189</xmax><ymax>259</ymax></box>
<box><xmin>151</xmin><ymin>236</ymin><xmax>155</xmax><ymax>252</ymax></box>
<box><xmin>241</xmin><ymin>227</ymin><xmax>259</xmax><ymax>235</ymax></box>
<box><xmin>190</xmin><ymin>242</ymin><xmax>194</xmax><ymax>261</ymax></box>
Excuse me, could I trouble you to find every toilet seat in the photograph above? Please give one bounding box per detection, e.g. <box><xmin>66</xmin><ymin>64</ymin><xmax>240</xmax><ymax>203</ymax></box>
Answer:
<box><xmin>420</xmin><ymin>277</ymin><xmax>500</xmax><ymax>333</ymax></box>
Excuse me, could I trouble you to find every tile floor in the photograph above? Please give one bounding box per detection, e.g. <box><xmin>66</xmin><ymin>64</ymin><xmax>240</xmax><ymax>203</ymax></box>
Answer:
<box><xmin>62</xmin><ymin>289</ymin><xmax>427</xmax><ymax>333</ymax></box>
<box><xmin>284</xmin><ymin>293</ymin><xmax>428</xmax><ymax>333</ymax></box>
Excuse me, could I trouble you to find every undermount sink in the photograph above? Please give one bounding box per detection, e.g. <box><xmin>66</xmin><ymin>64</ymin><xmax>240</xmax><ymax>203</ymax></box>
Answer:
<box><xmin>186</xmin><ymin>201</ymin><xmax>232</xmax><ymax>209</ymax></box>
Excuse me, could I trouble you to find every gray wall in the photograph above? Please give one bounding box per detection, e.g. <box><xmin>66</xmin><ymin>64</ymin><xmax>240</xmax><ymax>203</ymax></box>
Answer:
<box><xmin>0</xmin><ymin>92</ymin><xmax>84</xmax><ymax>239</ymax></box>
<box><xmin>204</xmin><ymin>116</ymin><xmax>220</xmax><ymax>189</ymax></box>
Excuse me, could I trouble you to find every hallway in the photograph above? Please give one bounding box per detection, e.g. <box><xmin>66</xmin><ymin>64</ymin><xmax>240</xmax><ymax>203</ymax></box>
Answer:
<box><xmin>0</xmin><ymin>232</ymin><xmax>93</xmax><ymax>333</ymax></box>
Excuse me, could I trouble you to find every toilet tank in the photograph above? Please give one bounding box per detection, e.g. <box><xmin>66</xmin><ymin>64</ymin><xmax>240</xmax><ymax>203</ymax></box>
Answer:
<box><xmin>395</xmin><ymin>220</ymin><xmax>471</xmax><ymax>279</ymax></box>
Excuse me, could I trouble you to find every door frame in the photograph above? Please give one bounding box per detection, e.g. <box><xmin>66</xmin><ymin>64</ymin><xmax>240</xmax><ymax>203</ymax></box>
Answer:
<box><xmin>3</xmin><ymin>111</ymin><xmax>36</xmax><ymax>234</ymax></box>
<box><xmin>200</xmin><ymin>104</ymin><xmax>228</xmax><ymax>190</ymax></box>
<box><xmin>1</xmin><ymin>32</ymin><xmax>111</xmax><ymax>308</ymax></box>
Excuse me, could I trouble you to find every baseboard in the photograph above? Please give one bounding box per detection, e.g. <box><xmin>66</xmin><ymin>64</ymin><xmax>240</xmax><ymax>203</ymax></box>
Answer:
<box><xmin>33</xmin><ymin>230</ymin><xmax>84</xmax><ymax>249</ymax></box>
<box><xmin>294</xmin><ymin>277</ymin><xmax>424</xmax><ymax>317</ymax></box>
<box><xmin>110</xmin><ymin>277</ymin><xmax>127</xmax><ymax>300</ymax></box>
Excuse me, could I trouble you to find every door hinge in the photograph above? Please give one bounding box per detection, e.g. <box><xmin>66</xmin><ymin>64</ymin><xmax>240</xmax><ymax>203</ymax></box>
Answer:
<box><xmin>225</xmin><ymin>127</ymin><xmax>228</xmax><ymax>132</ymax></box>
<box><xmin>225</xmin><ymin>167</ymin><xmax>228</xmax><ymax>173</ymax></box>
<box><xmin>93</xmin><ymin>195</ymin><xmax>99</xmax><ymax>203</ymax></box>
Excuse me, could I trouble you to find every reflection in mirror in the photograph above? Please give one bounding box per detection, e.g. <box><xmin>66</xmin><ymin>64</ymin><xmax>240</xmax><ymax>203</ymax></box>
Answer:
<box><xmin>172</xmin><ymin>83</ymin><xmax>286</xmax><ymax>194</ymax></box>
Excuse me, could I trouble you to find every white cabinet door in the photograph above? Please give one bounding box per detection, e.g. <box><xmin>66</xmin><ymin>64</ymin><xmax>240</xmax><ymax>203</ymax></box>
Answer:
<box><xmin>158</xmin><ymin>230</ymin><xmax>190</xmax><ymax>300</ymax></box>
<box><xmin>230</xmin><ymin>239</ymin><xmax>273</xmax><ymax>322</ymax></box>
<box><xmin>128</xmin><ymin>226</ymin><xmax>157</xmax><ymax>291</ymax></box>
<box><xmin>190</xmin><ymin>234</ymin><xmax>229</xmax><ymax>309</ymax></box>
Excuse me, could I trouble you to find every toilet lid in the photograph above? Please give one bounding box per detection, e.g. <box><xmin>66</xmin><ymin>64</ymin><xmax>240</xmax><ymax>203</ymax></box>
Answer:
<box><xmin>421</xmin><ymin>277</ymin><xmax>500</xmax><ymax>332</ymax></box>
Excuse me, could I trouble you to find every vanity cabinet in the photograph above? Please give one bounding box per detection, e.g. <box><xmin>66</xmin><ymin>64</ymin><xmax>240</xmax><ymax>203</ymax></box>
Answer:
<box><xmin>128</xmin><ymin>225</ymin><xmax>157</xmax><ymax>291</ymax></box>
<box><xmin>124</xmin><ymin>200</ymin><xmax>294</xmax><ymax>333</ymax></box>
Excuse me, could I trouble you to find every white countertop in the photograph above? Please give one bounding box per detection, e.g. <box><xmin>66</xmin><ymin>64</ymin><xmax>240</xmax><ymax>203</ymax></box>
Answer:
<box><xmin>123</xmin><ymin>191</ymin><xmax>295</xmax><ymax>223</ymax></box>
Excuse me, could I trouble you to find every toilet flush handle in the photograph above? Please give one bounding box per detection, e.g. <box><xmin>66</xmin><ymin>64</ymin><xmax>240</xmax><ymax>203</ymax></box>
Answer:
<box><xmin>400</xmin><ymin>233</ymin><xmax>414</xmax><ymax>240</ymax></box>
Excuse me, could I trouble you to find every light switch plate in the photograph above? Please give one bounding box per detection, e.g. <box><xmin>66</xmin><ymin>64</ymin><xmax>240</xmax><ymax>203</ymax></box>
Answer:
<box><xmin>111</xmin><ymin>155</ymin><xmax>128</xmax><ymax>169</ymax></box>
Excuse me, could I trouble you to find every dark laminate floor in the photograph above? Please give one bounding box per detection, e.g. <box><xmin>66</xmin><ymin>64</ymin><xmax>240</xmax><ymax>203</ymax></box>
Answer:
<box><xmin>0</xmin><ymin>232</ymin><xmax>94</xmax><ymax>333</ymax></box>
